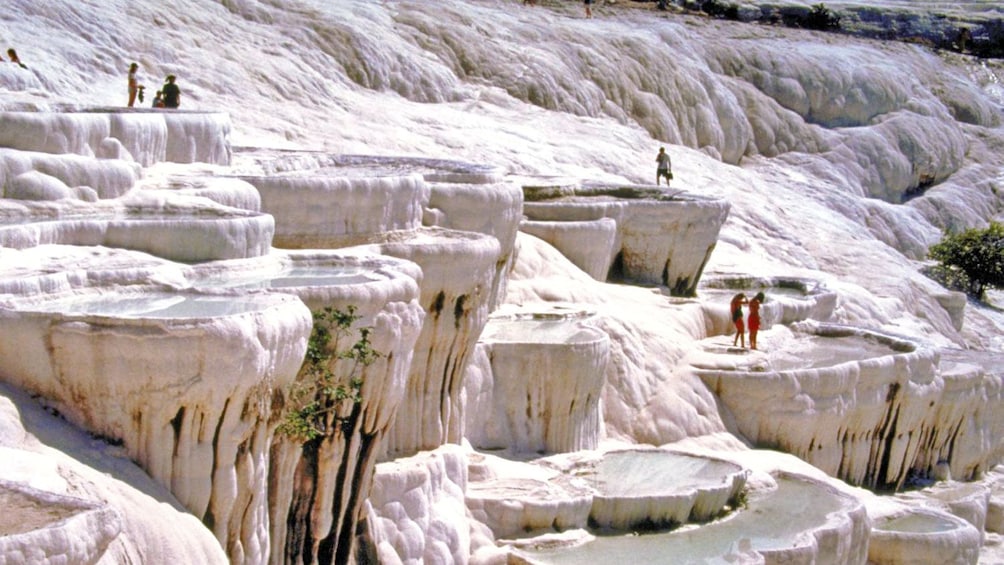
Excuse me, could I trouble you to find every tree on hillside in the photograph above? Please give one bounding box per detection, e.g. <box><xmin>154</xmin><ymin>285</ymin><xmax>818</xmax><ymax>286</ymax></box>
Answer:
<box><xmin>928</xmin><ymin>222</ymin><xmax>1004</xmax><ymax>301</ymax></box>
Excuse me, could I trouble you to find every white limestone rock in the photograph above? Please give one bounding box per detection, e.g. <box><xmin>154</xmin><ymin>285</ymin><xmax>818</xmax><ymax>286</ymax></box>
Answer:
<box><xmin>518</xmin><ymin>218</ymin><xmax>618</xmax><ymax>281</ymax></box>
<box><xmin>868</xmin><ymin>508</ymin><xmax>982</xmax><ymax>565</ymax></box>
<box><xmin>0</xmin><ymin>286</ymin><xmax>312</xmax><ymax>564</ymax></box>
<box><xmin>523</xmin><ymin>188</ymin><xmax>730</xmax><ymax>295</ymax></box>
<box><xmin>1</xmin><ymin>148</ymin><xmax>138</xmax><ymax>200</ymax></box>
<box><xmin>240</xmin><ymin>172</ymin><xmax>429</xmax><ymax>249</ymax></box>
<box><xmin>426</xmin><ymin>180</ymin><xmax>523</xmax><ymax>309</ymax></box>
<box><xmin>505</xmin><ymin>232</ymin><xmax>729</xmax><ymax>446</ymax></box>
<box><xmin>469</xmin><ymin>308</ymin><xmax>609</xmax><ymax>454</ymax></box>
<box><xmin>0</xmin><ymin>382</ymin><xmax>228</xmax><ymax>565</ymax></box>
<box><xmin>364</xmin><ymin>228</ymin><xmax>503</xmax><ymax>457</ymax></box>
<box><xmin>198</xmin><ymin>252</ymin><xmax>428</xmax><ymax>565</ymax></box>
<box><xmin>0</xmin><ymin>111</ymin><xmax>232</xmax><ymax>166</ymax></box>
<box><xmin>364</xmin><ymin>445</ymin><xmax>506</xmax><ymax>565</ymax></box>
<box><xmin>0</xmin><ymin>190</ymin><xmax>275</xmax><ymax>262</ymax></box>
<box><xmin>693</xmin><ymin>322</ymin><xmax>1003</xmax><ymax>489</ymax></box>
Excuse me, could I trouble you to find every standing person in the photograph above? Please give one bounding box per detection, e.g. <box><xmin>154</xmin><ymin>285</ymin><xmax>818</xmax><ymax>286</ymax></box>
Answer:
<box><xmin>7</xmin><ymin>48</ymin><xmax>27</xmax><ymax>69</ymax></box>
<box><xmin>730</xmin><ymin>293</ymin><xmax>748</xmax><ymax>348</ymax></box>
<box><xmin>161</xmin><ymin>75</ymin><xmax>181</xmax><ymax>109</ymax></box>
<box><xmin>127</xmin><ymin>62</ymin><xmax>141</xmax><ymax>107</ymax></box>
<box><xmin>748</xmin><ymin>292</ymin><xmax>765</xmax><ymax>350</ymax></box>
<box><xmin>656</xmin><ymin>146</ymin><xmax>673</xmax><ymax>186</ymax></box>
<box><xmin>584</xmin><ymin>0</ymin><xmax>593</xmax><ymax>18</ymax></box>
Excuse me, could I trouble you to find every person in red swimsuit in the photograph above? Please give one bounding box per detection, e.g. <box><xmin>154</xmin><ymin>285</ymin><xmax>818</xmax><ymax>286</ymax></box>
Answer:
<box><xmin>730</xmin><ymin>293</ymin><xmax>748</xmax><ymax>348</ymax></box>
<box><xmin>748</xmin><ymin>292</ymin><xmax>765</xmax><ymax>350</ymax></box>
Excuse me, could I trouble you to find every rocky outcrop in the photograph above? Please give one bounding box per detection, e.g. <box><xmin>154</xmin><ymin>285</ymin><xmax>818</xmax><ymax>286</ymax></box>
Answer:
<box><xmin>521</xmin><ymin>182</ymin><xmax>730</xmax><ymax>296</ymax></box>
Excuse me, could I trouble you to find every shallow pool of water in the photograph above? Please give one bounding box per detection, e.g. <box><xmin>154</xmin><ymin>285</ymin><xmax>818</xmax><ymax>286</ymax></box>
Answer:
<box><xmin>25</xmin><ymin>292</ymin><xmax>272</xmax><ymax>319</ymax></box>
<box><xmin>699</xmin><ymin>287</ymin><xmax>807</xmax><ymax>300</ymax></box>
<box><xmin>519</xmin><ymin>475</ymin><xmax>846</xmax><ymax>564</ymax></box>
<box><xmin>581</xmin><ymin>451</ymin><xmax>740</xmax><ymax>496</ymax></box>
<box><xmin>767</xmin><ymin>334</ymin><xmax>899</xmax><ymax>370</ymax></box>
<box><xmin>203</xmin><ymin>266</ymin><xmax>383</xmax><ymax>289</ymax></box>
<box><xmin>482</xmin><ymin>319</ymin><xmax>599</xmax><ymax>344</ymax></box>
<box><xmin>875</xmin><ymin>513</ymin><xmax>959</xmax><ymax>534</ymax></box>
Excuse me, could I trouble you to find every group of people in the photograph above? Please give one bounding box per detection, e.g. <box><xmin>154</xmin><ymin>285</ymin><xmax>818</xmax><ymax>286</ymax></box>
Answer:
<box><xmin>128</xmin><ymin>62</ymin><xmax>181</xmax><ymax>109</ymax></box>
<box><xmin>2</xmin><ymin>48</ymin><xmax>27</xmax><ymax>69</ymax></box>
<box><xmin>730</xmin><ymin>292</ymin><xmax>765</xmax><ymax>350</ymax></box>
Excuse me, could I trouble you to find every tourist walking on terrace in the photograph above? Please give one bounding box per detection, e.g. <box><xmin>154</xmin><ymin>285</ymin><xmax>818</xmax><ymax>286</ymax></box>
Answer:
<box><xmin>730</xmin><ymin>293</ymin><xmax>748</xmax><ymax>348</ymax></box>
<box><xmin>656</xmin><ymin>146</ymin><xmax>673</xmax><ymax>186</ymax></box>
<box><xmin>127</xmin><ymin>62</ymin><xmax>141</xmax><ymax>107</ymax></box>
<box><xmin>162</xmin><ymin>75</ymin><xmax>181</xmax><ymax>109</ymax></box>
<box><xmin>7</xmin><ymin>48</ymin><xmax>27</xmax><ymax>69</ymax></box>
<box><xmin>584</xmin><ymin>0</ymin><xmax>593</xmax><ymax>18</ymax></box>
<box><xmin>748</xmin><ymin>292</ymin><xmax>765</xmax><ymax>350</ymax></box>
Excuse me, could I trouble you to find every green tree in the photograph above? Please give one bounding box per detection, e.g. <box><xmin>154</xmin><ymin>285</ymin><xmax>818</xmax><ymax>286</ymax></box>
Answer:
<box><xmin>928</xmin><ymin>222</ymin><xmax>1004</xmax><ymax>300</ymax></box>
<box><xmin>278</xmin><ymin>305</ymin><xmax>382</xmax><ymax>441</ymax></box>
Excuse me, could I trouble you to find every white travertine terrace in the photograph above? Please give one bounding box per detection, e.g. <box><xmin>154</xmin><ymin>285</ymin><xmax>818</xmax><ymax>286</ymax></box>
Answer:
<box><xmin>522</xmin><ymin>184</ymin><xmax>730</xmax><ymax>296</ymax></box>
<box><xmin>0</xmin><ymin>110</ymin><xmax>232</xmax><ymax>167</ymax></box>
<box><xmin>518</xmin><ymin>218</ymin><xmax>619</xmax><ymax>281</ymax></box>
<box><xmin>576</xmin><ymin>449</ymin><xmax>748</xmax><ymax>530</ymax></box>
<box><xmin>698</xmin><ymin>274</ymin><xmax>839</xmax><ymax>324</ymax></box>
<box><xmin>694</xmin><ymin>321</ymin><xmax>1003</xmax><ymax>490</ymax></box>
<box><xmin>1</xmin><ymin>0</ymin><xmax>1003</xmax><ymax>560</ymax></box>
<box><xmin>464</xmin><ymin>455</ymin><xmax>594</xmax><ymax>540</ymax></box>
<box><xmin>425</xmin><ymin>180</ymin><xmax>523</xmax><ymax>309</ymax></box>
<box><xmin>0</xmin><ymin>193</ymin><xmax>275</xmax><ymax>262</ymax></box>
<box><xmin>358</xmin><ymin>228</ymin><xmax>504</xmax><ymax>458</ymax></box>
<box><xmin>513</xmin><ymin>471</ymin><xmax>869</xmax><ymax>564</ymax></box>
<box><xmin>184</xmin><ymin>250</ymin><xmax>426</xmax><ymax>564</ymax></box>
<box><xmin>1</xmin><ymin>148</ymin><xmax>138</xmax><ymax>200</ymax></box>
<box><xmin>868</xmin><ymin>509</ymin><xmax>982</xmax><ymax>565</ymax></box>
<box><xmin>364</xmin><ymin>445</ymin><xmax>507</xmax><ymax>565</ymax></box>
<box><xmin>239</xmin><ymin>172</ymin><xmax>430</xmax><ymax>249</ymax></box>
<box><xmin>0</xmin><ymin>380</ymin><xmax>229</xmax><ymax>564</ymax></box>
<box><xmin>466</xmin><ymin>307</ymin><xmax>609</xmax><ymax>454</ymax></box>
<box><xmin>0</xmin><ymin>480</ymin><xmax>120</xmax><ymax>564</ymax></box>
<box><xmin>0</xmin><ymin>285</ymin><xmax>311</xmax><ymax>564</ymax></box>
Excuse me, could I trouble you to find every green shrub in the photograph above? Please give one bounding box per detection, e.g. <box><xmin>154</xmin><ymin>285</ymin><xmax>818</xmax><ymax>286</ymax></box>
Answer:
<box><xmin>928</xmin><ymin>222</ymin><xmax>1004</xmax><ymax>300</ymax></box>
<box><xmin>805</xmin><ymin>3</ymin><xmax>840</xmax><ymax>31</ymax></box>
<box><xmin>278</xmin><ymin>305</ymin><xmax>382</xmax><ymax>441</ymax></box>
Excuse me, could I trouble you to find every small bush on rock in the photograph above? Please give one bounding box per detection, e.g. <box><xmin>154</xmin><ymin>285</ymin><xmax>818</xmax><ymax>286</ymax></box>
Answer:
<box><xmin>279</xmin><ymin>305</ymin><xmax>382</xmax><ymax>441</ymax></box>
<box><xmin>928</xmin><ymin>222</ymin><xmax>1004</xmax><ymax>301</ymax></box>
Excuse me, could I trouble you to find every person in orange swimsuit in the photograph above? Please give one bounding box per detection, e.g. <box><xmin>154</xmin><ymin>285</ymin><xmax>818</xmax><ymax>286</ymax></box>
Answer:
<box><xmin>748</xmin><ymin>292</ymin><xmax>765</xmax><ymax>350</ymax></box>
<box><xmin>730</xmin><ymin>293</ymin><xmax>748</xmax><ymax>348</ymax></box>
